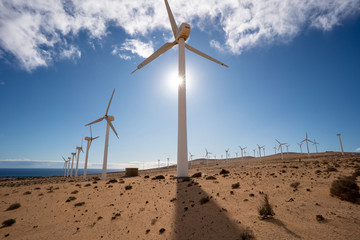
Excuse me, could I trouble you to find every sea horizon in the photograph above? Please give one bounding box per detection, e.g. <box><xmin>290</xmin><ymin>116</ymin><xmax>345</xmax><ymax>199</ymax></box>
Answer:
<box><xmin>0</xmin><ymin>168</ymin><xmax>124</xmax><ymax>178</ymax></box>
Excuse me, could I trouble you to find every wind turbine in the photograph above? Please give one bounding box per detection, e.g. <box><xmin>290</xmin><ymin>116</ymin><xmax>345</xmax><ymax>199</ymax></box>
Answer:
<box><xmin>337</xmin><ymin>133</ymin><xmax>344</xmax><ymax>155</ymax></box>
<box><xmin>285</xmin><ymin>144</ymin><xmax>290</xmax><ymax>154</ymax></box>
<box><xmin>158</xmin><ymin>159</ymin><xmax>160</xmax><ymax>168</ymax></box>
<box><xmin>262</xmin><ymin>146</ymin><xmax>266</xmax><ymax>157</ymax></box>
<box><xmin>225</xmin><ymin>148</ymin><xmax>229</xmax><ymax>164</ymax></box>
<box><xmin>85</xmin><ymin>88</ymin><xmax>119</xmax><ymax>180</ymax></box>
<box><xmin>235</xmin><ymin>152</ymin><xmax>238</xmax><ymax>158</ymax></box>
<box><xmin>273</xmin><ymin>145</ymin><xmax>277</xmax><ymax>154</ymax></box>
<box><xmin>70</xmin><ymin>152</ymin><xmax>76</xmax><ymax>177</ymax></box>
<box><xmin>167</xmin><ymin>157</ymin><xmax>170</xmax><ymax>168</ymax></box>
<box><xmin>75</xmin><ymin>139</ymin><xmax>84</xmax><ymax>177</ymax></box>
<box><xmin>298</xmin><ymin>142</ymin><xmax>303</xmax><ymax>153</ymax></box>
<box><xmin>256</xmin><ymin>145</ymin><xmax>262</xmax><ymax>161</ymax></box>
<box><xmin>275</xmin><ymin>139</ymin><xmax>287</xmax><ymax>160</ymax></box>
<box><xmin>253</xmin><ymin>149</ymin><xmax>256</xmax><ymax>157</ymax></box>
<box><xmin>301</xmin><ymin>132</ymin><xmax>313</xmax><ymax>158</ymax></box>
<box><xmin>205</xmin><ymin>148</ymin><xmax>212</xmax><ymax>166</ymax></box>
<box><xmin>62</xmin><ymin>156</ymin><xmax>68</xmax><ymax>177</ymax></box>
<box><xmin>67</xmin><ymin>157</ymin><xmax>71</xmax><ymax>177</ymax></box>
<box><xmin>189</xmin><ymin>152</ymin><xmax>194</xmax><ymax>167</ymax></box>
<box><xmin>83</xmin><ymin>126</ymin><xmax>99</xmax><ymax>180</ymax></box>
<box><xmin>313</xmin><ymin>140</ymin><xmax>319</xmax><ymax>153</ymax></box>
<box><xmin>239</xmin><ymin>146</ymin><xmax>246</xmax><ymax>160</ymax></box>
<box><xmin>131</xmin><ymin>0</ymin><xmax>228</xmax><ymax>177</ymax></box>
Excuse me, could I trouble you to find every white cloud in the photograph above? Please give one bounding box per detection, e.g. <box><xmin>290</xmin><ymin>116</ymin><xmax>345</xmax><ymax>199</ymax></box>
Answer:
<box><xmin>0</xmin><ymin>0</ymin><xmax>359</xmax><ymax>71</ymax></box>
<box><xmin>356</xmin><ymin>147</ymin><xmax>360</xmax><ymax>152</ymax></box>
<box><xmin>0</xmin><ymin>158</ymin><xmax>62</xmax><ymax>163</ymax></box>
<box><xmin>118</xmin><ymin>39</ymin><xmax>154</xmax><ymax>58</ymax></box>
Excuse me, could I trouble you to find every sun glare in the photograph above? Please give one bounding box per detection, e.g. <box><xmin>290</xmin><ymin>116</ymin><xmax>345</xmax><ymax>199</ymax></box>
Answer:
<box><xmin>167</xmin><ymin>70</ymin><xmax>183</xmax><ymax>91</ymax></box>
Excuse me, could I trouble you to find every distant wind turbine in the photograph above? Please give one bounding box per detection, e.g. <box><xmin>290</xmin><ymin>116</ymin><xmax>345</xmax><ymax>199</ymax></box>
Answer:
<box><xmin>83</xmin><ymin>126</ymin><xmax>99</xmax><ymax>180</ymax></box>
<box><xmin>75</xmin><ymin>139</ymin><xmax>84</xmax><ymax>177</ymax></box>
<box><xmin>131</xmin><ymin>0</ymin><xmax>228</xmax><ymax>177</ymax></box>
<box><xmin>301</xmin><ymin>132</ymin><xmax>313</xmax><ymax>158</ymax></box>
<box><xmin>167</xmin><ymin>157</ymin><xmax>170</xmax><ymax>168</ymax></box>
<box><xmin>337</xmin><ymin>133</ymin><xmax>344</xmax><ymax>155</ymax></box>
<box><xmin>262</xmin><ymin>146</ymin><xmax>266</xmax><ymax>157</ymax></box>
<box><xmin>70</xmin><ymin>152</ymin><xmax>76</xmax><ymax>177</ymax></box>
<box><xmin>298</xmin><ymin>142</ymin><xmax>303</xmax><ymax>153</ymax></box>
<box><xmin>205</xmin><ymin>148</ymin><xmax>212</xmax><ymax>166</ymax></box>
<box><xmin>225</xmin><ymin>148</ymin><xmax>229</xmax><ymax>164</ymax></box>
<box><xmin>158</xmin><ymin>159</ymin><xmax>160</xmax><ymax>168</ymax></box>
<box><xmin>239</xmin><ymin>146</ymin><xmax>246</xmax><ymax>160</ymax></box>
<box><xmin>313</xmin><ymin>140</ymin><xmax>319</xmax><ymax>153</ymax></box>
<box><xmin>275</xmin><ymin>139</ymin><xmax>287</xmax><ymax>160</ymax></box>
<box><xmin>257</xmin><ymin>144</ymin><xmax>263</xmax><ymax>161</ymax></box>
<box><xmin>85</xmin><ymin>88</ymin><xmax>119</xmax><ymax>180</ymax></box>
<box><xmin>189</xmin><ymin>152</ymin><xmax>194</xmax><ymax>167</ymax></box>
<box><xmin>67</xmin><ymin>157</ymin><xmax>71</xmax><ymax>177</ymax></box>
<box><xmin>253</xmin><ymin>149</ymin><xmax>256</xmax><ymax>157</ymax></box>
<box><xmin>235</xmin><ymin>152</ymin><xmax>238</xmax><ymax>158</ymax></box>
<box><xmin>62</xmin><ymin>156</ymin><xmax>68</xmax><ymax>177</ymax></box>
<box><xmin>273</xmin><ymin>145</ymin><xmax>277</xmax><ymax>154</ymax></box>
<box><xmin>285</xmin><ymin>144</ymin><xmax>290</xmax><ymax>154</ymax></box>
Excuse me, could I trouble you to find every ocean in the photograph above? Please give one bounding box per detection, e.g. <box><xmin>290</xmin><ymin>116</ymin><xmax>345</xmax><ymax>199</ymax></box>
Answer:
<box><xmin>0</xmin><ymin>168</ymin><xmax>124</xmax><ymax>178</ymax></box>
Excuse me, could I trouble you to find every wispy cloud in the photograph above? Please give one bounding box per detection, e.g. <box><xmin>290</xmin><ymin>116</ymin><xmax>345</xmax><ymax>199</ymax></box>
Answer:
<box><xmin>356</xmin><ymin>147</ymin><xmax>360</xmax><ymax>152</ymax></box>
<box><xmin>0</xmin><ymin>0</ymin><xmax>359</xmax><ymax>71</ymax></box>
<box><xmin>0</xmin><ymin>158</ymin><xmax>62</xmax><ymax>163</ymax></box>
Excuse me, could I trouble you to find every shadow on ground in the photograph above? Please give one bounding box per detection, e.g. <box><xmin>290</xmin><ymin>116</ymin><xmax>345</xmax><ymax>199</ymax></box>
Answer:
<box><xmin>172</xmin><ymin>178</ymin><xmax>253</xmax><ymax>240</ymax></box>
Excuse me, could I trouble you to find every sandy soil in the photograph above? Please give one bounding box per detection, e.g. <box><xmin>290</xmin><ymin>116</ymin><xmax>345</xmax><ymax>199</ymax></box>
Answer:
<box><xmin>1</xmin><ymin>152</ymin><xmax>359</xmax><ymax>240</ymax></box>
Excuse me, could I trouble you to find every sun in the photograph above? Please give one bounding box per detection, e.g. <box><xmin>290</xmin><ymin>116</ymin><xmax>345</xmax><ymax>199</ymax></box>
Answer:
<box><xmin>167</xmin><ymin>70</ymin><xmax>183</xmax><ymax>91</ymax></box>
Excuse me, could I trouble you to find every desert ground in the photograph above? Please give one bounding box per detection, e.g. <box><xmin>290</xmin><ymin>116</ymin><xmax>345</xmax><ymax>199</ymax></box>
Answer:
<box><xmin>1</xmin><ymin>152</ymin><xmax>359</xmax><ymax>240</ymax></box>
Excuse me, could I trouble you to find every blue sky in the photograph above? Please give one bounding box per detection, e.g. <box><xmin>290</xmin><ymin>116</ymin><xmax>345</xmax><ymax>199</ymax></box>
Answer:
<box><xmin>0</xmin><ymin>0</ymin><xmax>359</xmax><ymax>169</ymax></box>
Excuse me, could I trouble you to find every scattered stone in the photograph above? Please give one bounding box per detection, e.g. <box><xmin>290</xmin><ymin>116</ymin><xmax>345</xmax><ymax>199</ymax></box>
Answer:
<box><xmin>206</xmin><ymin>176</ymin><xmax>217</xmax><ymax>180</ymax></box>
<box><xmin>125</xmin><ymin>185</ymin><xmax>132</xmax><ymax>190</ymax></box>
<box><xmin>159</xmin><ymin>228</ymin><xmax>166</xmax><ymax>234</ymax></box>
<box><xmin>232</xmin><ymin>182</ymin><xmax>240</xmax><ymax>189</ymax></box>
<box><xmin>74</xmin><ymin>202</ymin><xmax>85</xmax><ymax>207</ymax></box>
<box><xmin>66</xmin><ymin>196</ymin><xmax>77</xmax><ymax>202</ymax></box>
<box><xmin>107</xmin><ymin>179</ymin><xmax>118</xmax><ymax>184</ymax></box>
<box><xmin>200</xmin><ymin>197</ymin><xmax>210</xmax><ymax>205</ymax></box>
<box><xmin>6</xmin><ymin>203</ymin><xmax>21</xmax><ymax>211</ymax></box>
<box><xmin>2</xmin><ymin>219</ymin><xmax>16</xmax><ymax>227</ymax></box>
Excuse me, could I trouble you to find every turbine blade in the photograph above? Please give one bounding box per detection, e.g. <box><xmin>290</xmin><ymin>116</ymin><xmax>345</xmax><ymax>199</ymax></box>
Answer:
<box><xmin>164</xmin><ymin>0</ymin><xmax>178</xmax><ymax>38</ymax></box>
<box><xmin>90</xmin><ymin>126</ymin><xmax>92</xmax><ymax>138</ymax></box>
<box><xmin>106</xmin><ymin>118</ymin><xmax>119</xmax><ymax>138</ymax></box>
<box><xmin>85</xmin><ymin>117</ymin><xmax>105</xmax><ymax>126</ymax></box>
<box><xmin>92</xmin><ymin>136</ymin><xmax>100</xmax><ymax>140</ymax></box>
<box><xmin>185</xmin><ymin>44</ymin><xmax>228</xmax><ymax>67</ymax></box>
<box><xmin>105</xmin><ymin>88</ymin><xmax>115</xmax><ymax>116</ymax></box>
<box><xmin>62</xmin><ymin>156</ymin><xmax>66</xmax><ymax>161</ymax></box>
<box><xmin>275</xmin><ymin>139</ymin><xmax>280</xmax><ymax>144</ymax></box>
<box><xmin>131</xmin><ymin>41</ymin><xmax>177</xmax><ymax>73</ymax></box>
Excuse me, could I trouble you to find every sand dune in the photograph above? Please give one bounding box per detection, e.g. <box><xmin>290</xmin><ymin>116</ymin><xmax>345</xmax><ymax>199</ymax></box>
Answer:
<box><xmin>1</xmin><ymin>152</ymin><xmax>359</xmax><ymax>239</ymax></box>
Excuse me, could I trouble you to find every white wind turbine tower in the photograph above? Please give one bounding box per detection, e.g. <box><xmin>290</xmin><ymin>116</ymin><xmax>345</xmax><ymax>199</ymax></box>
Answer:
<box><xmin>70</xmin><ymin>152</ymin><xmax>76</xmax><ymax>177</ymax></box>
<box><xmin>225</xmin><ymin>148</ymin><xmax>229</xmax><ymax>164</ymax></box>
<box><xmin>285</xmin><ymin>144</ymin><xmax>290</xmax><ymax>154</ymax></box>
<box><xmin>83</xmin><ymin>126</ymin><xmax>99</xmax><ymax>180</ymax></box>
<box><xmin>158</xmin><ymin>159</ymin><xmax>160</xmax><ymax>168</ymax></box>
<box><xmin>235</xmin><ymin>152</ymin><xmax>238</xmax><ymax>158</ymax></box>
<box><xmin>256</xmin><ymin>145</ymin><xmax>262</xmax><ymax>161</ymax></box>
<box><xmin>298</xmin><ymin>142</ymin><xmax>303</xmax><ymax>153</ymax></box>
<box><xmin>189</xmin><ymin>152</ymin><xmax>194</xmax><ymax>167</ymax></box>
<box><xmin>244</xmin><ymin>150</ymin><xmax>246</xmax><ymax>156</ymax></box>
<box><xmin>67</xmin><ymin>157</ymin><xmax>71</xmax><ymax>177</ymax></box>
<box><xmin>167</xmin><ymin>157</ymin><xmax>170</xmax><ymax>168</ymax></box>
<box><xmin>313</xmin><ymin>140</ymin><xmax>319</xmax><ymax>153</ymax></box>
<box><xmin>301</xmin><ymin>132</ymin><xmax>313</xmax><ymax>158</ymax></box>
<box><xmin>132</xmin><ymin>0</ymin><xmax>228</xmax><ymax>177</ymax></box>
<box><xmin>75</xmin><ymin>139</ymin><xmax>84</xmax><ymax>177</ymax></box>
<box><xmin>85</xmin><ymin>88</ymin><xmax>119</xmax><ymax>180</ymax></box>
<box><xmin>253</xmin><ymin>149</ymin><xmax>256</xmax><ymax>157</ymax></box>
<box><xmin>337</xmin><ymin>133</ymin><xmax>344</xmax><ymax>155</ymax></box>
<box><xmin>273</xmin><ymin>145</ymin><xmax>277</xmax><ymax>154</ymax></box>
<box><xmin>239</xmin><ymin>146</ymin><xmax>247</xmax><ymax>160</ymax></box>
<box><xmin>62</xmin><ymin>156</ymin><xmax>68</xmax><ymax>177</ymax></box>
<box><xmin>262</xmin><ymin>146</ymin><xmax>266</xmax><ymax>157</ymax></box>
<box><xmin>275</xmin><ymin>139</ymin><xmax>287</xmax><ymax>160</ymax></box>
<box><xmin>205</xmin><ymin>148</ymin><xmax>212</xmax><ymax>166</ymax></box>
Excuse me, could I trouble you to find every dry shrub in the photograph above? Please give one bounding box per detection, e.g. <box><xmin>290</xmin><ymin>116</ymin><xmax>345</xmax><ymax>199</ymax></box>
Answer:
<box><xmin>330</xmin><ymin>176</ymin><xmax>360</xmax><ymax>203</ymax></box>
<box><xmin>258</xmin><ymin>194</ymin><xmax>275</xmax><ymax>219</ymax></box>
<box><xmin>239</xmin><ymin>227</ymin><xmax>255</xmax><ymax>240</ymax></box>
<box><xmin>6</xmin><ymin>203</ymin><xmax>21</xmax><ymax>211</ymax></box>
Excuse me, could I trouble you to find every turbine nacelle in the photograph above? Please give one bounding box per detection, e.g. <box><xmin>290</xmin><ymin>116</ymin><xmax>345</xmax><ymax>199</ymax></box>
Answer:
<box><xmin>85</xmin><ymin>136</ymin><xmax>91</xmax><ymax>141</ymax></box>
<box><xmin>175</xmin><ymin>23</ymin><xmax>191</xmax><ymax>42</ymax></box>
<box><xmin>105</xmin><ymin>115</ymin><xmax>115</xmax><ymax>121</ymax></box>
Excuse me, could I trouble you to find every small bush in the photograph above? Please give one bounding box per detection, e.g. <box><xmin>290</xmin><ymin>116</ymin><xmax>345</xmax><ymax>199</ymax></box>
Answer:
<box><xmin>106</xmin><ymin>179</ymin><xmax>118</xmax><ymax>184</ymax></box>
<box><xmin>6</xmin><ymin>203</ymin><xmax>21</xmax><ymax>211</ymax></box>
<box><xmin>66</xmin><ymin>196</ymin><xmax>77</xmax><ymax>202</ymax></box>
<box><xmin>258</xmin><ymin>194</ymin><xmax>275</xmax><ymax>219</ymax></box>
<box><xmin>200</xmin><ymin>197</ymin><xmax>210</xmax><ymax>205</ymax></box>
<box><xmin>74</xmin><ymin>202</ymin><xmax>85</xmax><ymax>207</ymax></box>
<box><xmin>290</xmin><ymin>182</ymin><xmax>300</xmax><ymax>188</ymax></box>
<box><xmin>232</xmin><ymin>182</ymin><xmax>240</xmax><ymax>189</ymax></box>
<box><xmin>330</xmin><ymin>176</ymin><xmax>360</xmax><ymax>203</ymax></box>
<box><xmin>191</xmin><ymin>172</ymin><xmax>202</xmax><ymax>178</ymax></box>
<box><xmin>125</xmin><ymin>185</ymin><xmax>132</xmax><ymax>190</ymax></box>
<box><xmin>220</xmin><ymin>169</ymin><xmax>230</xmax><ymax>175</ymax></box>
<box><xmin>23</xmin><ymin>191</ymin><xmax>31</xmax><ymax>195</ymax></box>
<box><xmin>2</xmin><ymin>219</ymin><xmax>16</xmax><ymax>227</ymax></box>
<box><xmin>71</xmin><ymin>190</ymin><xmax>79</xmax><ymax>194</ymax></box>
<box><xmin>239</xmin><ymin>227</ymin><xmax>255</xmax><ymax>240</ymax></box>
<box><xmin>206</xmin><ymin>176</ymin><xmax>216</xmax><ymax>180</ymax></box>
<box><xmin>152</xmin><ymin>175</ymin><xmax>165</xmax><ymax>180</ymax></box>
